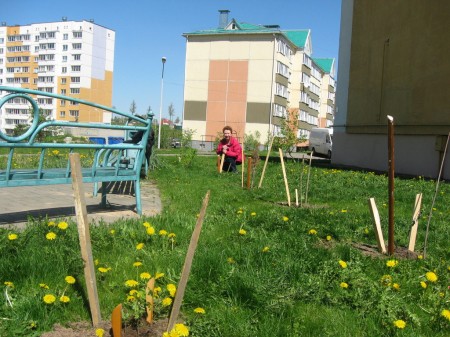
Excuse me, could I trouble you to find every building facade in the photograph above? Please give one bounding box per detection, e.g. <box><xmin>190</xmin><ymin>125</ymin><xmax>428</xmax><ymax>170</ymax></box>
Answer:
<box><xmin>182</xmin><ymin>11</ymin><xmax>335</xmax><ymax>149</ymax></box>
<box><xmin>334</xmin><ymin>0</ymin><xmax>450</xmax><ymax>179</ymax></box>
<box><xmin>0</xmin><ymin>19</ymin><xmax>115</xmax><ymax>134</ymax></box>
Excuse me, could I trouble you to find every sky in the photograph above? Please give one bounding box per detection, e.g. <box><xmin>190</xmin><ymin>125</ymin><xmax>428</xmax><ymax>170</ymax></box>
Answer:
<box><xmin>3</xmin><ymin>0</ymin><xmax>342</xmax><ymax>122</ymax></box>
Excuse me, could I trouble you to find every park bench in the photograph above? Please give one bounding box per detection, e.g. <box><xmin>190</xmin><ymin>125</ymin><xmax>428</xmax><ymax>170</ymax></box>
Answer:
<box><xmin>0</xmin><ymin>85</ymin><xmax>154</xmax><ymax>215</ymax></box>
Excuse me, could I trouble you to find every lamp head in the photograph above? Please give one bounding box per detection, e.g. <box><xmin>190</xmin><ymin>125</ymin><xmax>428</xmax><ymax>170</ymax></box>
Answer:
<box><xmin>162</xmin><ymin>57</ymin><xmax>167</xmax><ymax>63</ymax></box>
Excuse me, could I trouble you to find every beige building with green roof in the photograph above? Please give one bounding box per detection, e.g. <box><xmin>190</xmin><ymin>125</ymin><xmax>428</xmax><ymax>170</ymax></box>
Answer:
<box><xmin>182</xmin><ymin>10</ymin><xmax>335</xmax><ymax>149</ymax></box>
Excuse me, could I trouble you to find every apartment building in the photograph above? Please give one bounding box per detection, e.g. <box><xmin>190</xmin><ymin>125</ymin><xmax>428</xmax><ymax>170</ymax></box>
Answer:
<box><xmin>0</xmin><ymin>19</ymin><xmax>115</xmax><ymax>135</ymax></box>
<box><xmin>182</xmin><ymin>10</ymin><xmax>335</xmax><ymax>148</ymax></box>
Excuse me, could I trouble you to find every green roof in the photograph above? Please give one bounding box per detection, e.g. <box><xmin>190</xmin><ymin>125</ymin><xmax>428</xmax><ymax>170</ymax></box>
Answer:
<box><xmin>312</xmin><ymin>58</ymin><xmax>334</xmax><ymax>73</ymax></box>
<box><xmin>283</xmin><ymin>30</ymin><xmax>309</xmax><ymax>49</ymax></box>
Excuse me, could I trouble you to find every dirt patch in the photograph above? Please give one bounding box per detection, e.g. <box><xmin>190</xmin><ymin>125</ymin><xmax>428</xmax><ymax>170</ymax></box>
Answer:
<box><xmin>350</xmin><ymin>242</ymin><xmax>419</xmax><ymax>259</ymax></box>
<box><xmin>40</xmin><ymin>319</ymin><xmax>169</xmax><ymax>337</ymax></box>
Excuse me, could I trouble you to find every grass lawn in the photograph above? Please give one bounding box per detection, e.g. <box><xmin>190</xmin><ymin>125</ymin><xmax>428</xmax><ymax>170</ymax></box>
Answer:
<box><xmin>0</xmin><ymin>154</ymin><xmax>449</xmax><ymax>336</ymax></box>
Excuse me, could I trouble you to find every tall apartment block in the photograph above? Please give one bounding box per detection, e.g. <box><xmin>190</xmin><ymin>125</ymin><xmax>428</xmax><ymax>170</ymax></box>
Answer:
<box><xmin>182</xmin><ymin>10</ymin><xmax>335</xmax><ymax>147</ymax></box>
<box><xmin>0</xmin><ymin>19</ymin><xmax>115</xmax><ymax>135</ymax></box>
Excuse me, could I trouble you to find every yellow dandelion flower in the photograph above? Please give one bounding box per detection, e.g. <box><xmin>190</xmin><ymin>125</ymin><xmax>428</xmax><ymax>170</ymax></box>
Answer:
<box><xmin>129</xmin><ymin>289</ymin><xmax>138</xmax><ymax>295</ymax></box>
<box><xmin>167</xmin><ymin>284</ymin><xmax>177</xmax><ymax>297</ymax></box>
<box><xmin>194</xmin><ymin>307</ymin><xmax>206</xmax><ymax>314</ymax></box>
<box><xmin>308</xmin><ymin>229</ymin><xmax>317</xmax><ymax>235</ymax></box>
<box><xmin>393</xmin><ymin>320</ymin><xmax>406</xmax><ymax>329</ymax></box>
<box><xmin>136</xmin><ymin>243</ymin><xmax>144</xmax><ymax>250</ymax></box>
<box><xmin>173</xmin><ymin>323</ymin><xmax>189</xmax><ymax>336</ymax></box>
<box><xmin>94</xmin><ymin>259</ymin><xmax>99</xmax><ymax>265</ymax></box>
<box><xmin>340</xmin><ymin>282</ymin><xmax>349</xmax><ymax>289</ymax></box>
<box><xmin>52</xmin><ymin>150</ymin><xmax>60</xmax><ymax>155</ymax></box>
<box><xmin>110</xmin><ymin>229</ymin><xmax>115</xmax><ymax>235</ymax></box>
<box><xmin>59</xmin><ymin>295</ymin><xmax>70</xmax><ymax>303</ymax></box>
<box><xmin>48</xmin><ymin>221</ymin><xmax>56</xmax><ymax>227</ymax></box>
<box><xmin>168</xmin><ymin>233</ymin><xmax>176</xmax><ymax>239</ymax></box>
<box><xmin>326</xmin><ymin>235</ymin><xmax>332</xmax><ymax>241</ymax></box>
<box><xmin>159</xmin><ymin>229</ymin><xmax>168</xmax><ymax>236</ymax></box>
<box><xmin>133</xmin><ymin>262</ymin><xmax>143</xmax><ymax>267</ymax></box>
<box><xmin>125</xmin><ymin>279</ymin><xmax>139</xmax><ymax>288</ymax></box>
<box><xmin>417</xmin><ymin>255</ymin><xmax>423</xmax><ymax>260</ymax></box>
<box><xmin>65</xmin><ymin>276</ymin><xmax>76</xmax><ymax>284</ymax></box>
<box><xmin>425</xmin><ymin>271</ymin><xmax>438</xmax><ymax>283</ymax></box>
<box><xmin>95</xmin><ymin>328</ymin><xmax>105</xmax><ymax>337</ymax></box>
<box><xmin>39</xmin><ymin>283</ymin><xmax>49</xmax><ymax>289</ymax></box>
<box><xmin>57</xmin><ymin>221</ymin><xmax>68</xmax><ymax>230</ymax></box>
<box><xmin>155</xmin><ymin>272</ymin><xmax>165</xmax><ymax>279</ymax></box>
<box><xmin>237</xmin><ymin>209</ymin><xmax>243</xmax><ymax>214</ymax></box>
<box><xmin>127</xmin><ymin>295</ymin><xmax>136</xmax><ymax>302</ymax></box>
<box><xmin>282</xmin><ymin>216</ymin><xmax>289</xmax><ymax>222</ymax></box>
<box><xmin>363</xmin><ymin>228</ymin><xmax>369</xmax><ymax>234</ymax></box>
<box><xmin>420</xmin><ymin>281</ymin><xmax>427</xmax><ymax>289</ymax></box>
<box><xmin>239</xmin><ymin>229</ymin><xmax>247</xmax><ymax>235</ymax></box>
<box><xmin>143</xmin><ymin>221</ymin><xmax>151</xmax><ymax>228</ymax></box>
<box><xmin>4</xmin><ymin>281</ymin><xmax>14</xmax><ymax>288</ymax></box>
<box><xmin>447</xmin><ymin>265</ymin><xmax>450</xmax><ymax>271</ymax></box>
<box><xmin>386</xmin><ymin>259</ymin><xmax>398</xmax><ymax>268</ymax></box>
<box><xmin>163</xmin><ymin>333</ymin><xmax>170</xmax><ymax>337</ymax></box>
<box><xmin>46</xmin><ymin>232</ymin><xmax>57</xmax><ymax>240</ymax></box>
<box><xmin>380</xmin><ymin>275</ymin><xmax>392</xmax><ymax>286</ymax></box>
<box><xmin>441</xmin><ymin>309</ymin><xmax>450</xmax><ymax>321</ymax></box>
<box><xmin>153</xmin><ymin>286</ymin><xmax>162</xmax><ymax>297</ymax></box>
<box><xmin>392</xmin><ymin>283</ymin><xmax>400</xmax><ymax>290</ymax></box>
<box><xmin>341</xmin><ymin>209</ymin><xmax>347</xmax><ymax>213</ymax></box>
<box><xmin>146</xmin><ymin>226</ymin><xmax>155</xmax><ymax>235</ymax></box>
<box><xmin>8</xmin><ymin>233</ymin><xmax>18</xmax><ymax>241</ymax></box>
<box><xmin>43</xmin><ymin>294</ymin><xmax>56</xmax><ymax>304</ymax></box>
<box><xmin>250</xmin><ymin>212</ymin><xmax>256</xmax><ymax>216</ymax></box>
<box><xmin>339</xmin><ymin>260</ymin><xmax>348</xmax><ymax>269</ymax></box>
<box><xmin>262</xmin><ymin>246</ymin><xmax>270</xmax><ymax>253</ymax></box>
<box><xmin>227</xmin><ymin>257</ymin><xmax>236</xmax><ymax>264</ymax></box>
<box><xmin>162</xmin><ymin>297</ymin><xmax>173</xmax><ymax>307</ymax></box>
<box><xmin>98</xmin><ymin>267</ymin><xmax>109</xmax><ymax>273</ymax></box>
<box><xmin>140</xmin><ymin>272</ymin><xmax>151</xmax><ymax>280</ymax></box>
<box><xmin>439</xmin><ymin>292</ymin><xmax>445</xmax><ymax>298</ymax></box>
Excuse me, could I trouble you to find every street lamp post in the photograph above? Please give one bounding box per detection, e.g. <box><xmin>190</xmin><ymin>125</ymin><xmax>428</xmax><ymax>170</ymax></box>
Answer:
<box><xmin>157</xmin><ymin>57</ymin><xmax>167</xmax><ymax>149</ymax></box>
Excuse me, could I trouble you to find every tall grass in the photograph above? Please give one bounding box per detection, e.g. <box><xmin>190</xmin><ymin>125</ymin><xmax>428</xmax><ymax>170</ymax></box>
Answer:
<box><xmin>0</xmin><ymin>155</ymin><xmax>449</xmax><ymax>336</ymax></box>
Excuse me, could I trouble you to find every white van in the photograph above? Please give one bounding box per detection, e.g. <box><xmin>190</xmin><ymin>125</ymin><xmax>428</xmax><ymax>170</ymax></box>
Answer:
<box><xmin>308</xmin><ymin>128</ymin><xmax>333</xmax><ymax>158</ymax></box>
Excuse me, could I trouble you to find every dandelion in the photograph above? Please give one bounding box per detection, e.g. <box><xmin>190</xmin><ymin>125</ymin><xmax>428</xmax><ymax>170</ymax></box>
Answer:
<box><xmin>110</xmin><ymin>229</ymin><xmax>115</xmax><ymax>235</ymax></box>
<box><xmin>168</xmin><ymin>233</ymin><xmax>176</xmax><ymax>239</ymax></box>
<box><xmin>386</xmin><ymin>259</ymin><xmax>398</xmax><ymax>268</ymax></box>
<box><xmin>146</xmin><ymin>226</ymin><xmax>155</xmax><ymax>236</ymax></box>
<box><xmin>59</xmin><ymin>295</ymin><xmax>70</xmax><ymax>303</ymax></box>
<box><xmin>155</xmin><ymin>272</ymin><xmax>165</xmax><ymax>279</ymax></box>
<box><xmin>441</xmin><ymin>309</ymin><xmax>450</xmax><ymax>321</ymax></box>
<box><xmin>65</xmin><ymin>276</ymin><xmax>76</xmax><ymax>284</ymax></box>
<box><xmin>46</xmin><ymin>232</ymin><xmax>57</xmax><ymax>240</ymax></box>
<box><xmin>153</xmin><ymin>286</ymin><xmax>162</xmax><ymax>297</ymax></box>
<box><xmin>8</xmin><ymin>233</ymin><xmax>18</xmax><ymax>241</ymax></box>
<box><xmin>52</xmin><ymin>150</ymin><xmax>60</xmax><ymax>156</ymax></box>
<box><xmin>380</xmin><ymin>275</ymin><xmax>392</xmax><ymax>286</ymax></box>
<box><xmin>140</xmin><ymin>272</ymin><xmax>151</xmax><ymax>280</ymax></box>
<box><xmin>43</xmin><ymin>294</ymin><xmax>56</xmax><ymax>304</ymax></box>
<box><xmin>363</xmin><ymin>228</ymin><xmax>369</xmax><ymax>234</ymax></box>
<box><xmin>326</xmin><ymin>235</ymin><xmax>332</xmax><ymax>241</ymax></box>
<box><xmin>39</xmin><ymin>283</ymin><xmax>49</xmax><ymax>289</ymax></box>
<box><xmin>420</xmin><ymin>281</ymin><xmax>427</xmax><ymax>289</ymax></box>
<box><xmin>4</xmin><ymin>281</ymin><xmax>14</xmax><ymax>288</ymax></box>
<box><xmin>95</xmin><ymin>328</ymin><xmax>105</xmax><ymax>337</ymax></box>
<box><xmin>392</xmin><ymin>283</ymin><xmax>400</xmax><ymax>290</ymax></box>
<box><xmin>239</xmin><ymin>229</ymin><xmax>247</xmax><ymax>235</ymax></box>
<box><xmin>237</xmin><ymin>209</ymin><xmax>243</xmax><ymax>214</ymax></box>
<box><xmin>250</xmin><ymin>212</ymin><xmax>256</xmax><ymax>216</ymax></box>
<box><xmin>136</xmin><ymin>243</ymin><xmax>144</xmax><ymax>250</ymax></box>
<box><xmin>227</xmin><ymin>257</ymin><xmax>236</xmax><ymax>264</ymax></box>
<box><xmin>340</xmin><ymin>282</ymin><xmax>349</xmax><ymax>289</ymax></box>
<box><xmin>393</xmin><ymin>320</ymin><xmax>406</xmax><ymax>329</ymax></box>
<box><xmin>262</xmin><ymin>246</ymin><xmax>270</xmax><ymax>253</ymax></box>
<box><xmin>159</xmin><ymin>229</ymin><xmax>168</xmax><ymax>236</ymax></box>
<box><xmin>282</xmin><ymin>216</ymin><xmax>289</xmax><ymax>222</ymax></box>
<box><xmin>98</xmin><ymin>267</ymin><xmax>110</xmax><ymax>273</ymax></box>
<box><xmin>133</xmin><ymin>262</ymin><xmax>143</xmax><ymax>267</ymax></box>
<box><xmin>167</xmin><ymin>284</ymin><xmax>177</xmax><ymax>297</ymax></box>
<box><xmin>194</xmin><ymin>307</ymin><xmax>206</xmax><ymax>314</ymax></box>
<box><xmin>425</xmin><ymin>271</ymin><xmax>438</xmax><ymax>283</ymax></box>
<box><xmin>339</xmin><ymin>260</ymin><xmax>348</xmax><ymax>269</ymax></box>
<box><xmin>341</xmin><ymin>209</ymin><xmax>347</xmax><ymax>213</ymax></box>
<box><xmin>129</xmin><ymin>289</ymin><xmax>138</xmax><ymax>295</ymax></box>
<box><xmin>162</xmin><ymin>297</ymin><xmax>173</xmax><ymax>307</ymax></box>
<box><xmin>172</xmin><ymin>323</ymin><xmax>189</xmax><ymax>336</ymax></box>
<box><xmin>143</xmin><ymin>221</ymin><xmax>151</xmax><ymax>228</ymax></box>
<box><xmin>125</xmin><ymin>279</ymin><xmax>139</xmax><ymax>288</ymax></box>
<box><xmin>48</xmin><ymin>221</ymin><xmax>56</xmax><ymax>227</ymax></box>
<box><xmin>127</xmin><ymin>295</ymin><xmax>136</xmax><ymax>302</ymax></box>
<box><xmin>417</xmin><ymin>255</ymin><xmax>423</xmax><ymax>260</ymax></box>
<box><xmin>57</xmin><ymin>221</ymin><xmax>68</xmax><ymax>230</ymax></box>
<box><xmin>308</xmin><ymin>229</ymin><xmax>317</xmax><ymax>235</ymax></box>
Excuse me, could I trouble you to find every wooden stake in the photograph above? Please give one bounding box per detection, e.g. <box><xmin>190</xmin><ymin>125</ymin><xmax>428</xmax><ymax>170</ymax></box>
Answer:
<box><xmin>295</xmin><ymin>189</ymin><xmax>299</xmax><ymax>207</ymax></box>
<box><xmin>408</xmin><ymin>193</ymin><xmax>422</xmax><ymax>253</ymax></box>
<box><xmin>258</xmin><ymin>135</ymin><xmax>275</xmax><ymax>188</ymax></box>
<box><xmin>305</xmin><ymin>152</ymin><xmax>313</xmax><ymax>205</ymax></box>
<box><xmin>219</xmin><ymin>154</ymin><xmax>225</xmax><ymax>173</ymax></box>
<box><xmin>145</xmin><ymin>278</ymin><xmax>155</xmax><ymax>324</ymax></box>
<box><xmin>241</xmin><ymin>147</ymin><xmax>245</xmax><ymax>188</ymax></box>
<box><xmin>167</xmin><ymin>191</ymin><xmax>210</xmax><ymax>332</ymax></box>
<box><xmin>300</xmin><ymin>157</ymin><xmax>305</xmax><ymax>207</ymax></box>
<box><xmin>246</xmin><ymin>157</ymin><xmax>253</xmax><ymax>190</ymax></box>
<box><xmin>111</xmin><ymin>304</ymin><xmax>122</xmax><ymax>337</ymax></box>
<box><xmin>217</xmin><ymin>156</ymin><xmax>221</xmax><ymax>172</ymax></box>
<box><xmin>279</xmin><ymin>148</ymin><xmax>291</xmax><ymax>207</ymax></box>
<box><xmin>368</xmin><ymin>198</ymin><xmax>387</xmax><ymax>254</ymax></box>
<box><xmin>387</xmin><ymin>115</ymin><xmax>395</xmax><ymax>255</ymax></box>
<box><xmin>69</xmin><ymin>153</ymin><xmax>102</xmax><ymax>327</ymax></box>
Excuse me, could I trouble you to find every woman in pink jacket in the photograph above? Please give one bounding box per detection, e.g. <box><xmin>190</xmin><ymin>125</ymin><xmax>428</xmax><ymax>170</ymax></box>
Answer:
<box><xmin>216</xmin><ymin>126</ymin><xmax>242</xmax><ymax>172</ymax></box>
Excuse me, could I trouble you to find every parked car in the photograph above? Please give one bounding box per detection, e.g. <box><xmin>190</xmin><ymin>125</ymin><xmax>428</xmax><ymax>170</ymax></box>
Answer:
<box><xmin>308</xmin><ymin>128</ymin><xmax>333</xmax><ymax>158</ymax></box>
<box><xmin>171</xmin><ymin>138</ymin><xmax>181</xmax><ymax>148</ymax></box>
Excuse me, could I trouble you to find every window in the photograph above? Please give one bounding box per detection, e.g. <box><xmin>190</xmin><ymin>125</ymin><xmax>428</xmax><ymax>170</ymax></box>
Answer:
<box><xmin>275</xmin><ymin>83</ymin><xmax>288</xmax><ymax>99</ymax></box>
<box><xmin>71</xmin><ymin>65</ymin><xmax>81</xmax><ymax>72</ymax></box>
<box><xmin>273</xmin><ymin>103</ymin><xmax>287</xmax><ymax>118</ymax></box>
<box><xmin>70</xmin><ymin>88</ymin><xmax>80</xmax><ymax>94</ymax></box>
<box><xmin>63</xmin><ymin>45</ymin><xmax>68</xmax><ymax>51</ymax></box>
<box><xmin>73</xmin><ymin>54</ymin><xmax>81</xmax><ymax>61</ymax></box>
<box><xmin>60</xmin><ymin>100</ymin><xmax>65</xmax><ymax>106</ymax></box>
<box><xmin>276</xmin><ymin>61</ymin><xmax>290</xmax><ymax>79</ymax></box>
<box><xmin>71</xmin><ymin>77</ymin><xmax>80</xmax><ymax>83</ymax></box>
<box><xmin>63</xmin><ymin>33</ymin><xmax>68</xmax><ymax>40</ymax></box>
<box><xmin>60</xmin><ymin>111</ymin><xmax>66</xmax><ymax>117</ymax></box>
<box><xmin>302</xmin><ymin>73</ymin><xmax>310</xmax><ymax>88</ymax></box>
<box><xmin>69</xmin><ymin>110</ymin><xmax>79</xmax><ymax>117</ymax></box>
<box><xmin>72</xmin><ymin>43</ymin><xmax>82</xmax><ymax>50</ymax></box>
<box><xmin>62</xmin><ymin>66</ymin><xmax>67</xmax><ymax>73</ymax></box>
<box><xmin>73</xmin><ymin>31</ymin><xmax>82</xmax><ymax>38</ymax></box>
<box><xmin>62</xmin><ymin>55</ymin><xmax>67</xmax><ymax>62</ymax></box>
<box><xmin>61</xmin><ymin>78</ymin><xmax>67</xmax><ymax>84</ymax></box>
<box><xmin>61</xmin><ymin>89</ymin><xmax>66</xmax><ymax>95</ymax></box>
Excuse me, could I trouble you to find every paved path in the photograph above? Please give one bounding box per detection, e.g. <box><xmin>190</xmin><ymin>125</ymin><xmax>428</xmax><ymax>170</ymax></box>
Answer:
<box><xmin>0</xmin><ymin>180</ymin><xmax>162</xmax><ymax>229</ymax></box>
